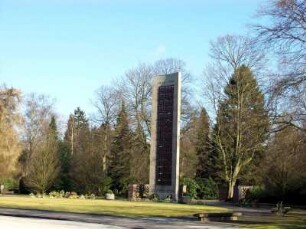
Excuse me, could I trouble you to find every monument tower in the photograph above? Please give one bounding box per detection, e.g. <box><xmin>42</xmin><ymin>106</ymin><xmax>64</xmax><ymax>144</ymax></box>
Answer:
<box><xmin>149</xmin><ymin>72</ymin><xmax>181</xmax><ymax>200</ymax></box>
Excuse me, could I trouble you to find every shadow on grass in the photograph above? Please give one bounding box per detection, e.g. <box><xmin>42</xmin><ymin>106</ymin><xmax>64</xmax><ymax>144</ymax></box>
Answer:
<box><xmin>275</xmin><ymin>221</ymin><xmax>306</xmax><ymax>229</ymax></box>
<box><xmin>232</xmin><ymin>220</ymin><xmax>275</xmax><ymax>226</ymax></box>
<box><xmin>232</xmin><ymin>219</ymin><xmax>306</xmax><ymax>229</ymax></box>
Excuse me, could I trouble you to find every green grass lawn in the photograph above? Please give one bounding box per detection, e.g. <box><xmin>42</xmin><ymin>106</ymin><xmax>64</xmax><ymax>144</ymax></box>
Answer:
<box><xmin>0</xmin><ymin>195</ymin><xmax>227</xmax><ymax>217</ymax></box>
<box><xmin>1</xmin><ymin>196</ymin><xmax>305</xmax><ymax>228</ymax></box>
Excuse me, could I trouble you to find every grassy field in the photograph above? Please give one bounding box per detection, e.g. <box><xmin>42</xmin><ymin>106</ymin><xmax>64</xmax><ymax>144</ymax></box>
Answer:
<box><xmin>1</xmin><ymin>196</ymin><xmax>305</xmax><ymax>228</ymax></box>
<box><xmin>0</xmin><ymin>195</ymin><xmax>227</xmax><ymax>217</ymax></box>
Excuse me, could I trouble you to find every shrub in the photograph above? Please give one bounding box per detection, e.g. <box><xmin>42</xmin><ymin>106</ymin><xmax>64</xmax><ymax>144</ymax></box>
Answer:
<box><xmin>245</xmin><ymin>186</ymin><xmax>264</xmax><ymax>202</ymax></box>
<box><xmin>180</xmin><ymin>177</ymin><xmax>199</xmax><ymax>199</ymax></box>
<box><xmin>196</xmin><ymin>177</ymin><xmax>219</xmax><ymax>200</ymax></box>
<box><xmin>49</xmin><ymin>191</ymin><xmax>59</xmax><ymax>198</ymax></box>
<box><xmin>59</xmin><ymin>190</ymin><xmax>65</xmax><ymax>198</ymax></box>
<box><xmin>100</xmin><ymin>176</ymin><xmax>112</xmax><ymax>195</ymax></box>
<box><xmin>3</xmin><ymin>177</ymin><xmax>18</xmax><ymax>191</ymax></box>
<box><xmin>46</xmin><ymin>190</ymin><xmax>98</xmax><ymax>200</ymax></box>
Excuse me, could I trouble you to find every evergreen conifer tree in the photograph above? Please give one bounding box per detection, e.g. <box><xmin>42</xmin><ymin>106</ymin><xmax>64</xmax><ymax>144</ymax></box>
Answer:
<box><xmin>109</xmin><ymin>101</ymin><xmax>132</xmax><ymax>194</ymax></box>
<box><xmin>195</xmin><ymin>108</ymin><xmax>212</xmax><ymax>178</ymax></box>
<box><xmin>214</xmin><ymin>65</ymin><xmax>268</xmax><ymax>199</ymax></box>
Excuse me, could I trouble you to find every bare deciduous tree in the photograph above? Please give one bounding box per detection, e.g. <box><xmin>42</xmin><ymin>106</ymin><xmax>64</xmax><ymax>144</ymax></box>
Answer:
<box><xmin>22</xmin><ymin>93</ymin><xmax>55</xmax><ymax>158</ymax></box>
<box><xmin>210</xmin><ymin>35</ymin><xmax>266</xmax><ymax>73</ymax></box>
<box><xmin>254</xmin><ymin>0</ymin><xmax>306</xmax><ymax>130</ymax></box>
<box><xmin>25</xmin><ymin>117</ymin><xmax>60</xmax><ymax>194</ymax></box>
<box><xmin>21</xmin><ymin>93</ymin><xmax>57</xmax><ymax>191</ymax></box>
<box><xmin>153</xmin><ymin>58</ymin><xmax>194</xmax><ymax>124</ymax></box>
<box><xmin>120</xmin><ymin>63</ymin><xmax>153</xmax><ymax>138</ymax></box>
<box><xmin>262</xmin><ymin>126</ymin><xmax>306</xmax><ymax>197</ymax></box>
<box><xmin>92</xmin><ymin>86</ymin><xmax>120</xmax><ymax>173</ymax></box>
<box><xmin>0</xmin><ymin>85</ymin><xmax>22</xmax><ymax>181</ymax></box>
<box><xmin>255</xmin><ymin>0</ymin><xmax>306</xmax><ymax>66</ymax></box>
<box><xmin>203</xmin><ymin>34</ymin><xmax>266</xmax><ymax>119</ymax></box>
<box><xmin>93</xmin><ymin>86</ymin><xmax>120</xmax><ymax>126</ymax></box>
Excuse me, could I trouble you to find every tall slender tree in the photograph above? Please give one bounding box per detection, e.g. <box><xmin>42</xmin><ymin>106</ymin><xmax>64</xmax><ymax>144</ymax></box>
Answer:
<box><xmin>108</xmin><ymin>101</ymin><xmax>132</xmax><ymax>194</ymax></box>
<box><xmin>67</xmin><ymin>107</ymin><xmax>91</xmax><ymax>193</ymax></box>
<box><xmin>0</xmin><ymin>86</ymin><xmax>22</xmax><ymax>182</ymax></box>
<box><xmin>54</xmin><ymin>140</ymin><xmax>72</xmax><ymax>191</ymax></box>
<box><xmin>180</xmin><ymin>110</ymin><xmax>199</xmax><ymax>178</ymax></box>
<box><xmin>195</xmin><ymin>108</ymin><xmax>212</xmax><ymax>178</ymax></box>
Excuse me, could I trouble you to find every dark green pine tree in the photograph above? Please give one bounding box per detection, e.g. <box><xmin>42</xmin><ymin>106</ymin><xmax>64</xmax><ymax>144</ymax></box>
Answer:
<box><xmin>129</xmin><ymin>126</ymin><xmax>150</xmax><ymax>184</ymax></box>
<box><xmin>66</xmin><ymin>107</ymin><xmax>91</xmax><ymax>193</ymax></box>
<box><xmin>108</xmin><ymin>101</ymin><xmax>132</xmax><ymax>194</ymax></box>
<box><xmin>50</xmin><ymin>115</ymin><xmax>72</xmax><ymax>191</ymax></box>
<box><xmin>64</xmin><ymin>107</ymin><xmax>89</xmax><ymax>155</ymax></box>
<box><xmin>48</xmin><ymin>116</ymin><xmax>58</xmax><ymax>141</ymax></box>
<box><xmin>195</xmin><ymin>108</ymin><xmax>213</xmax><ymax>178</ymax></box>
<box><xmin>54</xmin><ymin>140</ymin><xmax>72</xmax><ymax>191</ymax></box>
<box><xmin>214</xmin><ymin>65</ymin><xmax>269</xmax><ymax>199</ymax></box>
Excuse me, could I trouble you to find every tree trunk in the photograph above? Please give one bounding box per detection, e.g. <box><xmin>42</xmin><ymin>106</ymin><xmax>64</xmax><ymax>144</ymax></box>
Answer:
<box><xmin>227</xmin><ymin>179</ymin><xmax>236</xmax><ymax>200</ymax></box>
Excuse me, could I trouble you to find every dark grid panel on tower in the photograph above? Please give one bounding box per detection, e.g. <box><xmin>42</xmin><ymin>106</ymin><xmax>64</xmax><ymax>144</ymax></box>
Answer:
<box><xmin>156</xmin><ymin>85</ymin><xmax>174</xmax><ymax>186</ymax></box>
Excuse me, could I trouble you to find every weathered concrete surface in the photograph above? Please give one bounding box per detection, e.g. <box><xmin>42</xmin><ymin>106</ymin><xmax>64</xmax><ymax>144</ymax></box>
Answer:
<box><xmin>0</xmin><ymin>215</ymin><xmax>123</xmax><ymax>229</ymax></box>
<box><xmin>150</xmin><ymin>72</ymin><xmax>181</xmax><ymax>201</ymax></box>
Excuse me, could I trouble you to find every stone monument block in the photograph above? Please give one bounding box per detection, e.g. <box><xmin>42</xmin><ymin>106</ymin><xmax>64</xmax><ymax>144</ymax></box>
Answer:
<box><xmin>149</xmin><ymin>72</ymin><xmax>181</xmax><ymax>200</ymax></box>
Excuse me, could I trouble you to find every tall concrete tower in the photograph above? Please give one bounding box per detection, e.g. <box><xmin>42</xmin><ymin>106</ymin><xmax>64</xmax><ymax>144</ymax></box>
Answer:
<box><xmin>149</xmin><ymin>72</ymin><xmax>181</xmax><ymax>200</ymax></box>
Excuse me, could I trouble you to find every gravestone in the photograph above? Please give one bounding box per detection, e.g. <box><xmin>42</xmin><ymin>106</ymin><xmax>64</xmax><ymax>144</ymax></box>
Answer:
<box><xmin>149</xmin><ymin>72</ymin><xmax>181</xmax><ymax>200</ymax></box>
<box><xmin>0</xmin><ymin>184</ymin><xmax>4</xmax><ymax>194</ymax></box>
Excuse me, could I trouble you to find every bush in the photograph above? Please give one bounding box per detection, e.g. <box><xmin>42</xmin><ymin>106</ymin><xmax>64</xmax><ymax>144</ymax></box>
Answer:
<box><xmin>100</xmin><ymin>176</ymin><xmax>112</xmax><ymax>195</ymax></box>
<box><xmin>180</xmin><ymin>177</ymin><xmax>199</xmax><ymax>199</ymax></box>
<box><xmin>2</xmin><ymin>177</ymin><xmax>18</xmax><ymax>191</ymax></box>
<box><xmin>196</xmin><ymin>177</ymin><xmax>219</xmax><ymax>200</ymax></box>
<box><xmin>46</xmin><ymin>190</ymin><xmax>97</xmax><ymax>200</ymax></box>
<box><xmin>245</xmin><ymin>186</ymin><xmax>264</xmax><ymax>202</ymax></box>
<box><xmin>49</xmin><ymin>191</ymin><xmax>59</xmax><ymax>198</ymax></box>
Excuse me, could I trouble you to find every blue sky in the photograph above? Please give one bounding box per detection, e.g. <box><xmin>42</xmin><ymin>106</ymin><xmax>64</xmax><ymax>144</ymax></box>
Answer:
<box><xmin>0</xmin><ymin>0</ymin><xmax>266</xmax><ymax>119</ymax></box>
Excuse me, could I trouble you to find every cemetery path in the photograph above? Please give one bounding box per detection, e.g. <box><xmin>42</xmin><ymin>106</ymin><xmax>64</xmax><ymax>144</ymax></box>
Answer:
<box><xmin>0</xmin><ymin>208</ymin><xmax>242</xmax><ymax>229</ymax></box>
